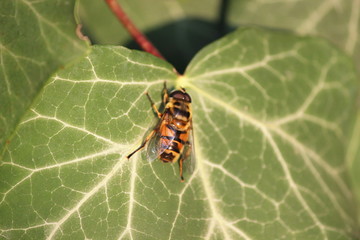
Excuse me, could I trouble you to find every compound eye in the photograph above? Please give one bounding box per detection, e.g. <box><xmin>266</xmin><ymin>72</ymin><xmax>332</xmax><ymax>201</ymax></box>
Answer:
<box><xmin>170</xmin><ymin>90</ymin><xmax>192</xmax><ymax>102</ymax></box>
<box><xmin>182</xmin><ymin>93</ymin><xmax>191</xmax><ymax>102</ymax></box>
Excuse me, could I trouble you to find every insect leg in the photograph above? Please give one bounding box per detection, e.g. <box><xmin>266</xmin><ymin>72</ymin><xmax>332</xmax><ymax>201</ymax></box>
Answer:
<box><xmin>162</xmin><ymin>81</ymin><xmax>168</xmax><ymax>104</ymax></box>
<box><xmin>145</xmin><ymin>92</ymin><xmax>162</xmax><ymax>118</ymax></box>
<box><xmin>127</xmin><ymin>130</ymin><xmax>155</xmax><ymax>159</ymax></box>
<box><xmin>179</xmin><ymin>156</ymin><xmax>185</xmax><ymax>182</ymax></box>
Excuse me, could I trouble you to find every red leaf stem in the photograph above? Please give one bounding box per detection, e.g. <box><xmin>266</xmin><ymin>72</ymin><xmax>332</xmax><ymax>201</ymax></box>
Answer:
<box><xmin>105</xmin><ymin>0</ymin><xmax>165</xmax><ymax>60</ymax></box>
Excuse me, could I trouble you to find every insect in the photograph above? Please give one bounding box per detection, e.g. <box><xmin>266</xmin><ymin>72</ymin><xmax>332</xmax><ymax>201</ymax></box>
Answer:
<box><xmin>127</xmin><ymin>83</ymin><xmax>195</xmax><ymax>182</ymax></box>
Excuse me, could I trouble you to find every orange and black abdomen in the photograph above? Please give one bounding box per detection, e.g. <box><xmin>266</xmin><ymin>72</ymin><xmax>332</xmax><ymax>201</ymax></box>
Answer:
<box><xmin>158</xmin><ymin>120</ymin><xmax>189</xmax><ymax>163</ymax></box>
<box><xmin>158</xmin><ymin>96</ymin><xmax>192</xmax><ymax>163</ymax></box>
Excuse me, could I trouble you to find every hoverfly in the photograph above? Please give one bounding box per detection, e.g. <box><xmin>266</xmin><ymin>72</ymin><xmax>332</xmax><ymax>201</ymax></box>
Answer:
<box><xmin>127</xmin><ymin>83</ymin><xmax>195</xmax><ymax>182</ymax></box>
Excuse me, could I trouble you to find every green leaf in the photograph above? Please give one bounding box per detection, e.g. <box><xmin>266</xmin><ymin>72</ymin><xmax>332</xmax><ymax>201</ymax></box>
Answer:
<box><xmin>228</xmin><ymin>0</ymin><xmax>360</xmax><ymax>72</ymax></box>
<box><xmin>0</xmin><ymin>28</ymin><xmax>358</xmax><ymax>239</ymax></box>
<box><xmin>0</xmin><ymin>0</ymin><xmax>88</xmax><ymax>147</ymax></box>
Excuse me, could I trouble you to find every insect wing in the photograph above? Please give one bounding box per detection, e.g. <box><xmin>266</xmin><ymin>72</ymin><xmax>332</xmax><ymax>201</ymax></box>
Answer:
<box><xmin>183</xmin><ymin>123</ymin><xmax>196</xmax><ymax>174</ymax></box>
<box><xmin>146</xmin><ymin>126</ymin><xmax>175</xmax><ymax>162</ymax></box>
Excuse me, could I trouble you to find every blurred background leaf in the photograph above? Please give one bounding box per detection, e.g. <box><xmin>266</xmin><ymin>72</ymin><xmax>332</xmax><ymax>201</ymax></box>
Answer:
<box><xmin>228</xmin><ymin>0</ymin><xmax>360</xmax><ymax>71</ymax></box>
<box><xmin>77</xmin><ymin>0</ymin><xmax>223</xmax><ymax>73</ymax></box>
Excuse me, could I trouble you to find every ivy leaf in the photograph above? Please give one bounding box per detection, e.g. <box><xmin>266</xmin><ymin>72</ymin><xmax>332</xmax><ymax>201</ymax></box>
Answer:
<box><xmin>0</xmin><ymin>28</ymin><xmax>358</xmax><ymax>239</ymax></box>
<box><xmin>0</xmin><ymin>0</ymin><xmax>88</xmax><ymax>147</ymax></box>
<box><xmin>228</xmin><ymin>0</ymin><xmax>360</xmax><ymax>71</ymax></box>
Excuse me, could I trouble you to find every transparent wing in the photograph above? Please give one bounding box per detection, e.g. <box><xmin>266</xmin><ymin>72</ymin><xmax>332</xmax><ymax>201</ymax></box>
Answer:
<box><xmin>183</xmin><ymin>122</ymin><xmax>196</xmax><ymax>174</ymax></box>
<box><xmin>146</xmin><ymin>124</ymin><xmax>175</xmax><ymax>162</ymax></box>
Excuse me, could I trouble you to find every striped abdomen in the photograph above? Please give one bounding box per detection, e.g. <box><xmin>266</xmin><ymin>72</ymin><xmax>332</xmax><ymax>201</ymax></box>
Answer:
<box><xmin>158</xmin><ymin>98</ymin><xmax>192</xmax><ymax>163</ymax></box>
<box><xmin>159</xmin><ymin>123</ymin><xmax>189</xmax><ymax>163</ymax></box>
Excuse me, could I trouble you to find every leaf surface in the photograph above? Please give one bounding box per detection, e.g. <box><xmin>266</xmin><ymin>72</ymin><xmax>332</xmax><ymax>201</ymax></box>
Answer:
<box><xmin>228</xmin><ymin>0</ymin><xmax>360</xmax><ymax>71</ymax></box>
<box><xmin>0</xmin><ymin>0</ymin><xmax>88</xmax><ymax>148</ymax></box>
<box><xmin>0</xmin><ymin>28</ymin><xmax>358</xmax><ymax>239</ymax></box>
